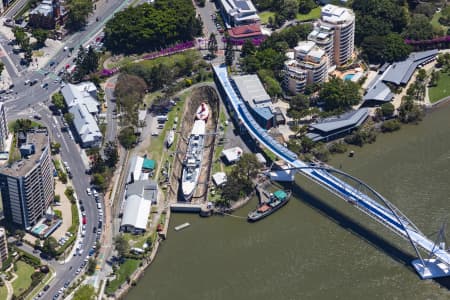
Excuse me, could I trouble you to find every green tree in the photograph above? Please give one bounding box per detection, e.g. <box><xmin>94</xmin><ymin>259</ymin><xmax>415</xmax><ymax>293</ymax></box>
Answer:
<box><xmin>290</xmin><ymin>93</ymin><xmax>310</xmax><ymax>111</ymax></box>
<box><xmin>104</xmin><ymin>141</ymin><xmax>118</xmax><ymax>168</ymax></box>
<box><xmin>361</xmin><ymin>33</ymin><xmax>412</xmax><ymax>64</ymax></box>
<box><xmin>225</xmin><ymin>39</ymin><xmax>234</xmax><ymax>66</ymax></box>
<box><xmin>235</xmin><ymin>153</ymin><xmax>261</xmax><ymax>180</ymax></box>
<box><xmin>241</xmin><ymin>40</ymin><xmax>256</xmax><ymax>57</ymax></box>
<box><xmin>114</xmin><ymin>234</ymin><xmax>129</xmax><ymax>258</ymax></box>
<box><xmin>42</xmin><ymin>237</ymin><xmax>58</xmax><ymax>257</ymax></box>
<box><xmin>207</xmin><ymin>33</ymin><xmax>218</xmax><ymax>58</ymax></box>
<box><xmin>280</xmin><ymin>0</ymin><xmax>298</xmax><ymax>20</ymax></box>
<box><xmin>87</xmin><ymin>258</ymin><xmax>96</xmax><ymax>275</ymax></box>
<box><xmin>12</xmin><ymin>27</ymin><xmax>27</xmax><ymax>47</ymax></box>
<box><xmin>403</xmin><ymin>14</ymin><xmax>434</xmax><ymax>41</ymax></box>
<box><xmin>429</xmin><ymin>70</ymin><xmax>439</xmax><ymax>87</ymax></box>
<box><xmin>319</xmin><ymin>77</ymin><xmax>361</xmax><ymax>111</ymax></box>
<box><xmin>15</xmin><ymin>229</ymin><xmax>25</xmax><ymax>241</ymax></box>
<box><xmin>52</xmin><ymin>92</ymin><xmax>65</xmax><ymax>110</ymax></box>
<box><xmin>34</xmin><ymin>239</ymin><xmax>41</xmax><ymax>249</ymax></box>
<box><xmin>65</xmin><ymin>0</ymin><xmax>94</xmax><ymax>31</ymax></box>
<box><xmin>118</xmin><ymin>127</ymin><xmax>137</xmax><ymax>149</ymax></box>
<box><xmin>104</xmin><ymin>1</ymin><xmax>202</xmax><ymax>54</ymax></box>
<box><xmin>380</xmin><ymin>102</ymin><xmax>395</xmax><ymax>118</ymax></box>
<box><xmin>92</xmin><ymin>173</ymin><xmax>106</xmax><ymax>190</ymax></box>
<box><xmin>51</xmin><ymin>142</ymin><xmax>61</xmax><ymax>154</ymax></box>
<box><xmin>64</xmin><ymin>112</ymin><xmax>74</xmax><ymax>124</ymax></box>
<box><xmin>298</xmin><ymin>0</ymin><xmax>316</xmax><ymax>14</ymax></box>
<box><xmin>73</xmin><ymin>285</ymin><xmax>95</xmax><ymax>300</ymax></box>
<box><xmin>32</xmin><ymin>28</ymin><xmax>48</xmax><ymax>48</ymax></box>
<box><xmin>0</xmin><ymin>62</ymin><xmax>4</xmax><ymax>76</ymax></box>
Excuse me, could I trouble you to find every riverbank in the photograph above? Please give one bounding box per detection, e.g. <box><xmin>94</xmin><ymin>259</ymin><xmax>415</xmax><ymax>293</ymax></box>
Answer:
<box><xmin>124</xmin><ymin>103</ymin><xmax>450</xmax><ymax>300</ymax></box>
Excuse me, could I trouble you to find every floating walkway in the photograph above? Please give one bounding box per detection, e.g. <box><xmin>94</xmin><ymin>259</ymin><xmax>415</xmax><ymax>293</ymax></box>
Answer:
<box><xmin>213</xmin><ymin>64</ymin><xmax>450</xmax><ymax>279</ymax></box>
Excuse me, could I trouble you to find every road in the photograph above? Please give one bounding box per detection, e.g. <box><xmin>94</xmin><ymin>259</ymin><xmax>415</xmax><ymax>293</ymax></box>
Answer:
<box><xmin>104</xmin><ymin>75</ymin><xmax>118</xmax><ymax>143</ymax></box>
<box><xmin>0</xmin><ymin>0</ymin><xmax>131</xmax><ymax>297</ymax></box>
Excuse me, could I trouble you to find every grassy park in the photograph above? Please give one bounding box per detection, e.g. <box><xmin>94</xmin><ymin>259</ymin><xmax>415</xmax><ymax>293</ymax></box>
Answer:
<box><xmin>105</xmin><ymin>259</ymin><xmax>140</xmax><ymax>294</ymax></box>
<box><xmin>428</xmin><ymin>71</ymin><xmax>450</xmax><ymax>103</ymax></box>
<box><xmin>296</xmin><ymin>7</ymin><xmax>321</xmax><ymax>22</ymax></box>
<box><xmin>12</xmin><ymin>261</ymin><xmax>34</xmax><ymax>296</ymax></box>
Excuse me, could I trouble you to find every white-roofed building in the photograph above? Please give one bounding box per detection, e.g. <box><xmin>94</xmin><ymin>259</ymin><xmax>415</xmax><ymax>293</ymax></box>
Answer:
<box><xmin>218</xmin><ymin>0</ymin><xmax>260</xmax><ymax>27</ymax></box>
<box><xmin>221</xmin><ymin>147</ymin><xmax>243</xmax><ymax>164</ymax></box>
<box><xmin>212</xmin><ymin>172</ymin><xmax>227</xmax><ymax>186</ymax></box>
<box><xmin>121</xmin><ymin>180</ymin><xmax>158</xmax><ymax>233</ymax></box>
<box><xmin>69</xmin><ymin>104</ymin><xmax>102</xmax><ymax>148</ymax></box>
<box><xmin>61</xmin><ymin>82</ymin><xmax>99</xmax><ymax>114</ymax></box>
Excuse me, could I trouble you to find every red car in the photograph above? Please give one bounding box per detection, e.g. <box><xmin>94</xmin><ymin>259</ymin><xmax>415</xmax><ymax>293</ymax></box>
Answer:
<box><xmin>82</xmin><ymin>216</ymin><xmax>87</xmax><ymax>225</ymax></box>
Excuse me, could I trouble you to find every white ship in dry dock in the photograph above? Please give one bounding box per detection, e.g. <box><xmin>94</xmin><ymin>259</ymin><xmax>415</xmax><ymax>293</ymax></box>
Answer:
<box><xmin>181</xmin><ymin>103</ymin><xmax>209</xmax><ymax>201</ymax></box>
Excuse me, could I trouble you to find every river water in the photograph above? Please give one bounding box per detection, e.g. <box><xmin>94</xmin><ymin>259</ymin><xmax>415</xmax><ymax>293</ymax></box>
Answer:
<box><xmin>126</xmin><ymin>105</ymin><xmax>450</xmax><ymax>300</ymax></box>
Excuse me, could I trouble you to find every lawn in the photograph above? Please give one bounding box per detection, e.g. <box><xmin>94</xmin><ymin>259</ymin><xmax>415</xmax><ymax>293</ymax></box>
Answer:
<box><xmin>428</xmin><ymin>71</ymin><xmax>450</xmax><ymax>103</ymax></box>
<box><xmin>431</xmin><ymin>11</ymin><xmax>448</xmax><ymax>32</ymax></box>
<box><xmin>0</xmin><ymin>285</ymin><xmax>8</xmax><ymax>300</ymax></box>
<box><xmin>259</xmin><ymin>11</ymin><xmax>275</xmax><ymax>24</ymax></box>
<box><xmin>105</xmin><ymin>259</ymin><xmax>140</xmax><ymax>294</ymax></box>
<box><xmin>12</xmin><ymin>261</ymin><xmax>34</xmax><ymax>297</ymax></box>
<box><xmin>296</xmin><ymin>7</ymin><xmax>321</xmax><ymax>22</ymax></box>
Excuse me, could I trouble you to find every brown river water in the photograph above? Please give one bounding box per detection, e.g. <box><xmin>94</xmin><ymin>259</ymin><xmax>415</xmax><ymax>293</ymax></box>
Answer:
<box><xmin>126</xmin><ymin>104</ymin><xmax>450</xmax><ymax>300</ymax></box>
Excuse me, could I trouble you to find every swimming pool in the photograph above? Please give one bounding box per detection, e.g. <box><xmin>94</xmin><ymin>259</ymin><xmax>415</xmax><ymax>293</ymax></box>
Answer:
<box><xmin>343</xmin><ymin>73</ymin><xmax>355</xmax><ymax>81</ymax></box>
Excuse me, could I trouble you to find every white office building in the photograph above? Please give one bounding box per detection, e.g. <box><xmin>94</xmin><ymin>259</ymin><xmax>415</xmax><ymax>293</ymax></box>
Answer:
<box><xmin>315</xmin><ymin>4</ymin><xmax>355</xmax><ymax>66</ymax></box>
<box><xmin>218</xmin><ymin>0</ymin><xmax>259</xmax><ymax>27</ymax></box>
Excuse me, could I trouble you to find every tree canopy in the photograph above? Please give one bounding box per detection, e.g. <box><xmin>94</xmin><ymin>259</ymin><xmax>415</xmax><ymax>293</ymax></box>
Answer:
<box><xmin>319</xmin><ymin>78</ymin><xmax>361</xmax><ymax>111</ymax></box>
<box><xmin>73</xmin><ymin>285</ymin><xmax>95</xmax><ymax>300</ymax></box>
<box><xmin>65</xmin><ymin>0</ymin><xmax>93</xmax><ymax>31</ymax></box>
<box><xmin>361</xmin><ymin>33</ymin><xmax>412</xmax><ymax>64</ymax></box>
<box><xmin>104</xmin><ymin>1</ymin><xmax>201</xmax><ymax>54</ymax></box>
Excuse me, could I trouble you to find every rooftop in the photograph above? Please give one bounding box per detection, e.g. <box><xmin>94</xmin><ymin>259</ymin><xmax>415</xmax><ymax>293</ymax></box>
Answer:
<box><xmin>321</xmin><ymin>4</ymin><xmax>355</xmax><ymax>25</ymax></box>
<box><xmin>382</xmin><ymin>49</ymin><xmax>438</xmax><ymax>86</ymax></box>
<box><xmin>0</xmin><ymin>130</ymin><xmax>49</xmax><ymax>177</ymax></box>
<box><xmin>61</xmin><ymin>82</ymin><xmax>99</xmax><ymax>114</ymax></box>
<box><xmin>228</xmin><ymin>23</ymin><xmax>262</xmax><ymax>39</ymax></box>
<box><xmin>121</xmin><ymin>180</ymin><xmax>158</xmax><ymax>230</ymax></box>
<box><xmin>363</xmin><ymin>69</ymin><xmax>394</xmax><ymax>104</ymax></box>
<box><xmin>310</xmin><ymin>108</ymin><xmax>369</xmax><ymax>133</ymax></box>
<box><xmin>30</xmin><ymin>2</ymin><xmax>53</xmax><ymax>16</ymax></box>
<box><xmin>232</xmin><ymin>74</ymin><xmax>271</xmax><ymax>107</ymax></box>
<box><xmin>69</xmin><ymin>103</ymin><xmax>102</xmax><ymax>145</ymax></box>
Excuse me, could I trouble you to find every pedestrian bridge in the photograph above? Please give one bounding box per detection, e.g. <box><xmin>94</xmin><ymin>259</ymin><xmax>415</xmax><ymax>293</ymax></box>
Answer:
<box><xmin>213</xmin><ymin>64</ymin><xmax>450</xmax><ymax>279</ymax></box>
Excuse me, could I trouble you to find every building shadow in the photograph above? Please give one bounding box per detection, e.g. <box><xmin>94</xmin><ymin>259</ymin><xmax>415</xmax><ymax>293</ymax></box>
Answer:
<box><xmin>280</xmin><ymin>180</ymin><xmax>450</xmax><ymax>290</ymax></box>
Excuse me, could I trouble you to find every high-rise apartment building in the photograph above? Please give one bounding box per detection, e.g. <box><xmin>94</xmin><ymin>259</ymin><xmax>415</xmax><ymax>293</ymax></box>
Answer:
<box><xmin>0</xmin><ymin>130</ymin><xmax>54</xmax><ymax>229</ymax></box>
<box><xmin>283</xmin><ymin>41</ymin><xmax>328</xmax><ymax>94</ymax></box>
<box><xmin>315</xmin><ymin>4</ymin><xmax>355</xmax><ymax>66</ymax></box>
<box><xmin>0</xmin><ymin>103</ymin><xmax>9</xmax><ymax>152</ymax></box>
<box><xmin>0</xmin><ymin>228</ymin><xmax>8</xmax><ymax>266</ymax></box>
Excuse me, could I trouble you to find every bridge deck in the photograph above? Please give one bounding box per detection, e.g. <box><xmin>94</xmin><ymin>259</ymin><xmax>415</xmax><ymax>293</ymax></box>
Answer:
<box><xmin>213</xmin><ymin>65</ymin><xmax>450</xmax><ymax>270</ymax></box>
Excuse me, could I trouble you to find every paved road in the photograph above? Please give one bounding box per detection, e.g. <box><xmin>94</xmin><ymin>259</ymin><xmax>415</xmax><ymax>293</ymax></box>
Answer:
<box><xmin>32</xmin><ymin>103</ymin><xmax>101</xmax><ymax>298</ymax></box>
<box><xmin>104</xmin><ymin>75</ymin><xmax>118</xmax><ymax>143</ymax></box>
<box><xmin>1</xmin><ymin>0</ymin><xmax>132</xmax><ymax>113</ymax></box>
<box><xmin>0</xmin><ymin>0</ymin><xmax>132</xmax><ymax>297</ymax></box>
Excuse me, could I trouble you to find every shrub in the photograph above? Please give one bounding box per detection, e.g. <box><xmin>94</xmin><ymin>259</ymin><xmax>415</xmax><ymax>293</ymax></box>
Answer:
<box><xmin>328</xmin><ymin>142</ymin><xmax>347</xmax><ymax>154</ymax></box>
<box><xmin>381</xmin><ymin>119</ymin><xmax>401</xmax><ymax>132</ymax></box>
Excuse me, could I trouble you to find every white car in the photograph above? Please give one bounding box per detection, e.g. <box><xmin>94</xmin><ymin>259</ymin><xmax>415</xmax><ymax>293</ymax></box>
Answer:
<box><xmin>92</xmin><ymin>189</ymin><xmax>99</xmax><ymax>197</ymax></box>
<box><xmin>86</xmin><ymin>188</ymin><xmax>92</xmax><ymax>196</ymax></box>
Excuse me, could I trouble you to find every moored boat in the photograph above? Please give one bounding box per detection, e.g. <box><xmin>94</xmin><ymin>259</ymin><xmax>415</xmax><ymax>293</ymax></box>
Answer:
<box><xmin>166</xmin><ymin>130</ymin><xmax>175</xmax><ymax>148</ymax></box>
<box><xmin>248</xmin><ymin>190</ymin><xmax>291</xmax><ymax>222</ymax></box>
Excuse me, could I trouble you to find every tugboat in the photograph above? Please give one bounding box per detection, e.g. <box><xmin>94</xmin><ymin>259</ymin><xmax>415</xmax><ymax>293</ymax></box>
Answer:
<box><xmin>248</xmin><ymin>190</ymin><xmax>291</xmax><ymax>222</ymax></box>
